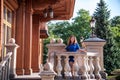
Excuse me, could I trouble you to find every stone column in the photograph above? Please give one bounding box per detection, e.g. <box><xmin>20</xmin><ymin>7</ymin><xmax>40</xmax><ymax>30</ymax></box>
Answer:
<box><xmin>15</xmin><ymin>0</ymin><xmax>25</xmax><ymax>75</ymax></box>
<box><xmin>24</xmin><ymin>0</ymin><xmax>33</xmax><ymax>75</ymax></box>
<box><xmin>5</xmin><ymin>38</ymin><xmax>19</xmax><ymax>78</ymax></box>
<box><xmin>84</xmin><ymin>37</ymin><xmax>106</xmax><ymax>71</ymax></box>
<box><xmin>31</xmin><ymin>14</ymin><xmax>40</xmax><ymax>72</ymax></box>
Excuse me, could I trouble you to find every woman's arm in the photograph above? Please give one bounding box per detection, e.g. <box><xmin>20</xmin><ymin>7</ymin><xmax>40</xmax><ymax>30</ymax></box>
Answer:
<box><xmin>76</xmin><ymin>43</ymin><xmax>80</xmax><ymax>50</ymax></box>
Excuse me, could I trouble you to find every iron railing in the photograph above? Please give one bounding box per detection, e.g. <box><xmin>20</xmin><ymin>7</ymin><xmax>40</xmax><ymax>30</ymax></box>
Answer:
<box><xmin>0</xmin><ymin>52</ymin><xmax>12</xmax><ymax>80</ymax></box>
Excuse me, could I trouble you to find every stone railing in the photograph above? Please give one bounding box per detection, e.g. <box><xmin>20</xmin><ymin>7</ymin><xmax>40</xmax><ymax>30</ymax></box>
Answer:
<box><xmin>54</xmin><ymin>51</ymin><xmax>102</xmax><ymax>80</ymax></box>
<box><xmin>0</xmin><ymin>52</ymin><xmax>12</xmax><ymax>80</ymax></box>
<box><xmin>46</xmin><ymin>37</ymin><xmax>107</xmax><ymax>80</ymax></box>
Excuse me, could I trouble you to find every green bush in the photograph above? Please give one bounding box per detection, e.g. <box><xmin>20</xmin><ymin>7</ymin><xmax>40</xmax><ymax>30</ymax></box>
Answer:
<box><xmin>116</xmin><ymin>75</ymin><xmax>120</xmax><ymax>80</ymax></box>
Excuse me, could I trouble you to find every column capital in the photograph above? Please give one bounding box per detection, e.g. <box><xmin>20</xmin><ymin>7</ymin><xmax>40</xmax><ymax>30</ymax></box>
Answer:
<box><xmin>26</xmin><ymin>9</ymin><xmax>33</xmax><ymax>14</ymax></box>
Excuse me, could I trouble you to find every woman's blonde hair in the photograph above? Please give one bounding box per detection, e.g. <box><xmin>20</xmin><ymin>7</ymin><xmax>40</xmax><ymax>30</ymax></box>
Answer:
<box><xmin>67</xmin><ymin>35</ymin><xmax>78</xmax><ymax>45</ymax></box>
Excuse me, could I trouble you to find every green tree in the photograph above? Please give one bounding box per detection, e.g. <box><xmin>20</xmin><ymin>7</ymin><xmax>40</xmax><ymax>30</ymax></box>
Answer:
<box><xmin>49</xmin><ymin>21</ymin><xmax>72</xmax><ymax>44</ymax></box>
<box><xmin>110</xmin><ymin>16</ymin><xmax>120</xmax><ymax>27</ymax></box>
<box><xmin>50</xmin><ymin>9</ymin><xmax>91</xmax><ymax>44</ymax></box>
<box><xmin>110</xmin><ymin>16</ymin><xmax>120</xmax><ymax>47</ymax></box>
<box><xmin>72</xmin><ymin>9</ymin><xmax>91</xmax><ymax>40</ymax></box>
<box><xmin>93</xmin><ymin>0</ymin><xmax>120</xmax><ymax>74</ymax></box>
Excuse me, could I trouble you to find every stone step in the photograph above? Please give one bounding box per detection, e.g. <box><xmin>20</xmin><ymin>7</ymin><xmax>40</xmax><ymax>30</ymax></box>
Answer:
<box><xmin>10</xmin><ymin>78</ymin><xmax>41</xmax><ymax>80</ymax></box>
<box><xmin>11</xmin><ymin>77</ymin><xmax>98</xmax><ymax>80</ymax></box>
<box><xmin>10</xmin><ymin>73</ymin><xmax>41</xmax><ymax>80</ymax></box>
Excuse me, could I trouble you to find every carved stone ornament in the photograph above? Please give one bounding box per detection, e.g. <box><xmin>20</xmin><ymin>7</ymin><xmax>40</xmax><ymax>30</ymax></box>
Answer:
<box><xmin>9</xmin><ymin>38</ymin><xmax>15</xmax><ymax>44</ymax></box>
<box><xmin>57</xmin><ymin>38</ymin><xmax>63</xmax><ymax>44</ymax></box>
<box><xmin>43</xmin><ymin>61</ymin><xmax>54</xmax><ymax>72</ymax></box>
<box><xmin>50</xmin><ymin>38</ymin><xmax>56</xmax><ymax>43</ymax></box>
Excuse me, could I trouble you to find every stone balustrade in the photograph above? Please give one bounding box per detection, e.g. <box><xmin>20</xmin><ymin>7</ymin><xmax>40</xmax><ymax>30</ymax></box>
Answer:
<box><xmin>46</xmin><ymin>37</ymin><xmax>107</xmax><ymax>80</ymax></box>
<box><xmin>53</xmin><ymin>51</ymin><xmax>102</xmax><ymax>79</ymax></box>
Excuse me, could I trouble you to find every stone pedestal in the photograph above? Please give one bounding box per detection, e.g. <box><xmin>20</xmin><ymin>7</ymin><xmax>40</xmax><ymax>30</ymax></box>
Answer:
<box><xmin>84</xmin><ymin>37</ymin><xmax>107</xmax><ymax>79</ymax></box>
<box><xmin>46</xmin><ymin>43</ymin><xmax>66</xmax><ymax>66</ymax></box>
<box><xmin>40</xmin><ymin>71</ymin><xmax>56</xmax><ymax>80</ymax></box>
<box><xmin>84</xmin><ymin>37</ymin><xmax>106</xmax><ymax>71</ymax></box>
<box><xmin>5</xmin><ymin>38</ymin><xmax>19</xmax><ymax>78</ymax></box>
<box><xmin>39</xmin><ymin>61</ymin><xmax>56</xmax><ymax>80</ymax></box>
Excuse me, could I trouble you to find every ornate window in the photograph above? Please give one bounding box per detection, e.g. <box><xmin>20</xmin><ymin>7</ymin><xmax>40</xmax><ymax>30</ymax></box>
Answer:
<box><xmin>2</xmin><ymin>5</ymin><xmax>12</xmax><ymax>57</ymax></box>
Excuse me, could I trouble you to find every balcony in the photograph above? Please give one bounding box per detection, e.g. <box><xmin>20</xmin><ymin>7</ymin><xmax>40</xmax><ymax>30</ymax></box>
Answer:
<box><xmin>0</xmin><ymin>37</ymin><xmax>107</xmax><ymax>80</ymax></box>
<box><xmin>46</xmin><ymin>42</ymin><xmax>106</xmax><ymax>80</ymax></box>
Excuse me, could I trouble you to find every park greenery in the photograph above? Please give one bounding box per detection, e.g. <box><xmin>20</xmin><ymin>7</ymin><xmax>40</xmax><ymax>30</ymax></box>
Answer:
<box><xmin>43</xmin><ymin>0</ymin><xmax>120</xmax><ymax>76</ymax></box>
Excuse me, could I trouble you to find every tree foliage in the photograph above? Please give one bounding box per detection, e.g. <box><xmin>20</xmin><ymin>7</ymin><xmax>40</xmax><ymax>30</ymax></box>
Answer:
<box><xmin>93</xmin><ymin>0</ymin><xmax>120</xmax><ymax>74</ymax></box>
<box><xmin>49</xmin><ymin>9</ymin><xmax>91</xmax><ymax>44</ymax></box>
<box><xmin>110</xmin><ymin>16</ymin><xmax>120</xmax><ymax>47</ymax></box>
<box><xmin>110</xmin><ymin>16</ymin><xmax>120</xmax><ymax>27</ymax></box>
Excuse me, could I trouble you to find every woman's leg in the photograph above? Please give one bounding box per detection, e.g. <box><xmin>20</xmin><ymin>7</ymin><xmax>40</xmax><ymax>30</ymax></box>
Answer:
<box><xmin>69</xmin><ymin>61</ymin><xmax>74</xmax><ymax>76</ymax></box>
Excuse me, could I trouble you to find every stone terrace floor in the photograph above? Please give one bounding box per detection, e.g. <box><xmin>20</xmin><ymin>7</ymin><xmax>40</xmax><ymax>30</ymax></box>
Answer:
<box><xmin>10</xmin><ymin>73</ymin><xmax>41</xmax><ymax>80</ymax></box>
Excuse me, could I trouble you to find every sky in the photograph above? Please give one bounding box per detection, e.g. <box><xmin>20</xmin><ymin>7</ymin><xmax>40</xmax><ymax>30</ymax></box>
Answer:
<box><xmin>72</xmin><ymin>0</ymin><xmax>120</xmax><ymax>19</ymax></box>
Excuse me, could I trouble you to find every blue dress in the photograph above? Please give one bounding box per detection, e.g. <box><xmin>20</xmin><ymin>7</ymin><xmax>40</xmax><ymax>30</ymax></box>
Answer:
<box><xmin>66</xmin><ymin>43</ymin><xmax>80</xmax><ymax>62</ymax></box>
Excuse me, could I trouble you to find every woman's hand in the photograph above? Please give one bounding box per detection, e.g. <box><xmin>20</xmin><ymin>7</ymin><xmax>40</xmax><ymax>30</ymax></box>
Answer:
<box><xmin>62</xmin><ymin>49</ymin><xmax>67</xmax><ymax>52</ymax></box>
<box><xmin>79</xmin><ymin>49</ymin><xmax>87</xmax><ymax>53</ymax></box>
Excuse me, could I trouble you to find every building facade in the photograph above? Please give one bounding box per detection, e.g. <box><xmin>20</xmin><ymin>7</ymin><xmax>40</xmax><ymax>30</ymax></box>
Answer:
<box><xmin>0</xmin><ymin>0</ymin><xmax>75</xmax><ymax>75</ymax></box>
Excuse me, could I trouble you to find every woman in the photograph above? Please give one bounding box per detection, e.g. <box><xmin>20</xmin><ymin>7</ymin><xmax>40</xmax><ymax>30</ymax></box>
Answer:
<box><xmin>65</xmin><ymin>35</ymin><xmax>85</xmax><ymax>76</ymax></box>
<box><xmin>66</xmin><ymin>35</ymin><xmax>80</xmax><ymax>52</ymax></box>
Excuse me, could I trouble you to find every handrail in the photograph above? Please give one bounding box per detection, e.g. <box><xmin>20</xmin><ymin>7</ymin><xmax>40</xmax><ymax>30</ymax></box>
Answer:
<box><xmin>55</xmin><ymin>51</ymin><xmax>86</xmax><ymax>56</ymax></box>
<box><xmin>0</xmin><ymin>52</ymin><xmax>12</xmax><ymax>80</ymax></box>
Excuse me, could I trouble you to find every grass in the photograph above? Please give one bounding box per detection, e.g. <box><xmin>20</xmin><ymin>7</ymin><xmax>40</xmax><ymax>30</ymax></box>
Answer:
<box><xmin>107</xmin><ymin>75</ymin><xmax>120</xmax><ymax>80</ymax></box>
<box><xmin>107</xmin><ymin>76</ymin><xmax>116</xmax><ymax>79</ymax></box>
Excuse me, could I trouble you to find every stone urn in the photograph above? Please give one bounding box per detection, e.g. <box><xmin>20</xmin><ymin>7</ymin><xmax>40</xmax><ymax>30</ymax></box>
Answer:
<box><xmin>57</xmin><ymin>38</ymin><xmax>63</xmax><ymax>44</ymax></box>
<box><xmin>50</xmin><ymin>38</ymin><xmax>56</xmax><ymax>44</ymax></box>
<box><xmin>44</xmin><ymin>62</ymin><xmax>54</xmax><ymax>72</ymax></box>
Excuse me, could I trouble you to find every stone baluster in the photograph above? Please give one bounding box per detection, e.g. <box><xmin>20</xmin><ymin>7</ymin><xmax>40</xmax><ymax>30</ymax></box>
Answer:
<box><xmin>73</xmin><ymin>55</ymin><xmax>79</xmax><ymax>77</ymax></box>
<box><xmin>81</xmin><ymin>56</ymin><xmax>88</xmax><ymax>79</ymax></box>
<box><xmin>56</xmin><ymin>55</ymin><xmax>62</xmax><ymax>76</ymax></box>
<box><xmin>64</xmin><ymin>55</ymin><xmax>71</xmax><ymax>77</ymax></box>
<box><xmin>86</xmin><ymin>56</ymin><xmax>90</xmax><ymax>79</ymax></box>
<box><xmin>94</xmin><ymin>56</ymin><xmax>101</xmax><ymax>79</ymax></box>
<box><xmin>49</xmin><ymin>51</ymin><xmax>55</xmax><ymax>66</ymax></box>
<box><xmin>89</xmin><ymin>56</ymin><xmax>95</xmax><ymax>79</ymax></box>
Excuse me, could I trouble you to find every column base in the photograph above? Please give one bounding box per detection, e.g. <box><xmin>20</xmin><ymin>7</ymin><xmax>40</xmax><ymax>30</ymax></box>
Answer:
<box><xmin>100</xmin><ymin>71</ymin><xmax>108</xmax><ymax>79</ymax></box>
<box><xmin>9</xmin><ymin>73</ymin><xmax>17</xmax><ymax>79</ymax></box>
<box><xmin>32</xmin><ymin>68</ymin><xmax>40</xmax><ymax>72</ymax></box>
<box><xmin>95</xmin><ymin>74</ymin><xmax>102</xmax><ymax>79</ymax></box>
<box><xmin>24</xmin><ymin>68</ymin><xmax>32</xmax><ymax>75</ymax></box>
<box><xmin>16</xmin><ymin>69</ymin><xmax>24</xmax><ymax>75</ymax></box>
